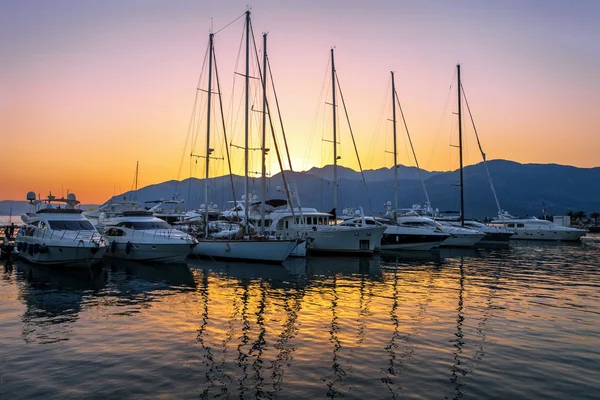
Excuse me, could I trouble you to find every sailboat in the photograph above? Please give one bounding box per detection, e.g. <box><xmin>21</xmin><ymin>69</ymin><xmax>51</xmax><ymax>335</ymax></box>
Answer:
<box><xmin>190</xmin><ymin>11</ymin><xmax>299</xmax><ymax>263</ymax></box>
<box><xmin>360</xmin><ymin>71</ymin><xmax>449</xmax><ymax>251</ymax></box>
<box><xmin>435</xmin><ymin>64</ymin><xmax>513</xmax><ymax>247</ymax></box>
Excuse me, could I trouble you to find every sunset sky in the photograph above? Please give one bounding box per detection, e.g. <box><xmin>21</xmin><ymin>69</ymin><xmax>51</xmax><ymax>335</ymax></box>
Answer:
<box><xmin>2</xmin><ymin>0</ymin><xmax>599</xmax><ymax>204</ymax></box>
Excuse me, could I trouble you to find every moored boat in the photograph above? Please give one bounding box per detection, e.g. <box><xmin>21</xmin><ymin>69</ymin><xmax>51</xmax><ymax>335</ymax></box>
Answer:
<box><xmin>15</xmin><ymin>192</ymin><xmax>107</xmax><ymax>267</ymax></box>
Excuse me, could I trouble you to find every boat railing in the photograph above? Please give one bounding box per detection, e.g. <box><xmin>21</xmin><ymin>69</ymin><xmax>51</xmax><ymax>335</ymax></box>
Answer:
<box><xmin>35</xmin><ymin>229</ymin><xmax>103</xmax><ymax>244</ymax></box>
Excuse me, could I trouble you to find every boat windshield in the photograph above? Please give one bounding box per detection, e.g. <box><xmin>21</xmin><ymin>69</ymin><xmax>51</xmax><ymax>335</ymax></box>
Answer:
<box><xmin>117</xmin><ymin>221</ymin><xmax>172</xmax><ymax>230</ymax></box>
<box><xmin>48</xmin><ymin>220</ymin><xmax>96</xmax><ymax>231</ymax></box>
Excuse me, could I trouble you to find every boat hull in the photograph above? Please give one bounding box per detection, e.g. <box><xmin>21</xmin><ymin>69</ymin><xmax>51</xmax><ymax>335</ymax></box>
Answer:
<box><xmin>191</xmin><ymin>239</ymin><xmax>298</xmax><ymax>263</ymax></box>
<box><xmin>508</xmin><ymin>229</ymin><xmax>586</xmax><ymax>241</ymax></box>
<box><xmin>105</xmin><ymin>242</ymin><xmax>192</xmax><ymax>263</ymax></box>
<box><xmin>306</xmin><ymin>226</ymin><xmax>386</xmax><ymax>254</ymax></box>
<box><xmin>380</xmin><ymin>229</ymin><xmax>447</xmax><ymax>251</ymax></box>
<box><xmin>15</xmin><ymin>241</ymin><xmax>107</xmax><ymax>267</ymax></box>
<box><xmin>440</xmin><ymin>233</ymin><xmax>484</xmax><ymax>248</ymax></box>
<box><xmin>476</xmin><ymin>232</ymin><xmax>513</xmax><ymax>247</ymax></box>
<box><xmin>289</xmin><ymin>240</ymin><xmax>307</xmax><ymax>257</ymax></box>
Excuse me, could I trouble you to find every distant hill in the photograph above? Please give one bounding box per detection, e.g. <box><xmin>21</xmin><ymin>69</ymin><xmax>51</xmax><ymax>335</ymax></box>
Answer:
<box><xmin>100</xmin><ymin>160</ymin><xmax>600</xmax><ymax>219</ymax></box>
<box><xmin>305</xmin><ymin>164</ymin><xmax>440</xmax><ymax>182</ymax></box>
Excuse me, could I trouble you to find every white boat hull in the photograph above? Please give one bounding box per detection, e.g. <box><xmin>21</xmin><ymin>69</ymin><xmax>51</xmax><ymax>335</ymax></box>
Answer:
<box><xmin>305</xmin><ymin>226</ymin><xmax>386</xmax><ymax>254</ymax></box>
<box><xmin>191</xmin><ymin>239</ymin><xmax>299</xmax><ymax>263</ymax></box>
<box><xmin>16</xmin><ymin>241</ymin><xmax>107</xmax><ymax>267</ymax></box>
<box><xmin>105</xmin><ymin>242</ymin><xmax>192</xmax><ymax>263</ymax></box>
<box><xmin>380</xmin><ymin>227</ymin><xmax>447</xmax><ymax>251</ymax></box>
<box><xmin>441</xmin><ymin>233</ymin><xmax>484</xmax><ymax>248</ymax></box>
<box><xmin>289</xmin><ymin>240</ymin><xmax>307</xmax><ymax>257</ymax></box>
<box><xmin>509</xmin><ymin>229</ymin><xmax>586</xmax><ymax>241</ymax></box>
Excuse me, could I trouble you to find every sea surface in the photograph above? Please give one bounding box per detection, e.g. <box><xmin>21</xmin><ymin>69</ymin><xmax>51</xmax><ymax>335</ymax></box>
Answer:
<box><xmin>1</xmin><ymin>240</ymin><xmax>599</xmax><ymax>399</ymax></box>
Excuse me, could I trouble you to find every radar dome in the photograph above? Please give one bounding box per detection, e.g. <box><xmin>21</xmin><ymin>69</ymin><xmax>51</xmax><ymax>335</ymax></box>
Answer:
<box><xmin>26</xmin><ymin>192</ymin><xmax>37</xmax><ymax>201</ymax></box>
<box><xmin>67</xmin><ymin>193</ymin><xmax>77</xmax><ymax>201</ymax></box>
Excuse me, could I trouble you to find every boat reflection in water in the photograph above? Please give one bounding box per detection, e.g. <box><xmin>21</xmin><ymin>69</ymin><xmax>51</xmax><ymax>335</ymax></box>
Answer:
<box><xmin>13</xmin><ymin>259</ymin><xmax>196</xmax><ymax>344</ymax></box>
<box><xmin>14</xmin><ymin>261</ymin><xmax>107</xmax><ymax>343</ymax></box>
<box><xmin>2</xmin><ymin>238</ymin><xmax>598</xmax><ymax>399</ymax></box>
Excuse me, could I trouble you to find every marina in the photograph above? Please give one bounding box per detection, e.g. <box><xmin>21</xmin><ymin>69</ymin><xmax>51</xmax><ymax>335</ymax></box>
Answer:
<box><xmin>3</xmin><ymin>2</ymin><xmax>599</xmax><ymax>399</ymax></box>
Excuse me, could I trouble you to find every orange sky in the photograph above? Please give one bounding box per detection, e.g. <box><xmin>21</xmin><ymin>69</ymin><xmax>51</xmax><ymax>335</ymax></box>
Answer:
<box><xmin>2</xmin><ymin>1</ymin><xmax>599</xmax><ymax>204</ymax></box>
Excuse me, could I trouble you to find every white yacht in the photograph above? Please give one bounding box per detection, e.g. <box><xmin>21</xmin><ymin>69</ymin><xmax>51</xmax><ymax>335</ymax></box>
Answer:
<box><xmin>222</xmin><ymin>199</ymin><xmax>386</xmax><ymax>255</ymax></box>
<box><xmin>397</xmin><ymin>215</ymin><xmax>484</xmax><ymax>247</ymax></box>
<box><xmin>83</xmin><ymin>198</ymin><xmax>142</xmax><ymax>228</ymax></box>
<box><xmin>15</xmin><ymin>192</ymin><xmax>107</xmax><ymax>267</ymax></box>
<box><xmin>435</xmin><ymin>215</ymin><xmax>513</xmax><ymax>247</ymax></box>
<box><xmin>340</xmin><ymin>215</ymin><xmax>449</xmax><ymax>251</ymax></box>
<box><xmin>489</xmin><ymin>216</ymin><xmax>587</xmax><ymax>241</ymax></box>
<box><xmin>102</xmin><ymin>211</ymin><xmax>196</xmax><ymax>263</ymax></box>
<box><xmin>145</xmin><ymin>197</ymin><xmax>187</xmax><ymax>225</ymax></box>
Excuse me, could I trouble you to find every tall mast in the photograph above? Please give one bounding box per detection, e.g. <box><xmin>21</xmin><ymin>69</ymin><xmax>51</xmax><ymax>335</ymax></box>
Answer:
<box><xmin>260</xmin><ymin>33</ymin><xmax>267</xmax><ymax>233</ymax></box>
<box><xmin>457</xmin><ymin>64</ymin><xmax>464</xmax><ymax>226</ymax></box>
<box><xmin>331</xmin><ymin>48</ymin><xmax>338</xmax><ymax>222</ymax></box>
<box><xmin>244</xmin><ymin>10</ymin><xmax>250</xmax><ymax>234</ymax></box>
<box><xmin>134</xmin><ymin>161</ymin><xmax>139</xmax><ymax>191</ymax></box>
<box><xmin>391</xmin><ymin>71</ymin><xmax>398</xmax><ymax>218</ymax></box>
<box><xmin>204</xmin><ymin>33</ymin><xmax>214</xmax><ymax>238</ymax></box>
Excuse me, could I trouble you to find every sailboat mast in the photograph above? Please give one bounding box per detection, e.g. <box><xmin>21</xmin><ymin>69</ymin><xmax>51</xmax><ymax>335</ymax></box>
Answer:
<box><xmin>391</xmin><ymin>71</ymin><xmax>398</xmax><ymax>218</ymax></box>
<box><xmin>261</xmin><ymin>33</ymin><xmax>267</xmax><ymax>233</ymax></box>
<box><xmin>457</xmin><ymin>64</ymin><xmax>464</xmax><ymax>226</ymax></box>
<box><xmin>331</xmin><ymin>48</ymin><xmax>338</xmax><ymax>222</ymax></box>
<box><xmin>134</xmin><ymin>161</ymin><xmax>139</xmax><ymax>191</ymax></box>
<box><xmin>244</xmin><ymin>10</ymin><xmax>250</xmax><ymax>235</ymax></box>
<box><xmin>205</xmin><ymin>33</ymin><xmax>214</xmax><ymax>238</ymax></box>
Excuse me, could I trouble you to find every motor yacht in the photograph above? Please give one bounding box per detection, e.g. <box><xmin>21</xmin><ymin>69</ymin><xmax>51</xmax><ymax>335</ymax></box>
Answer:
<box><xmin>339</xmin><ymin>215</ymin><xmax>449</xmax><ymax>251</ymax></box>
<box><xmin>397</xmin><ymin>215</ymin><xmax>484</xmax><ymax>247</ymax></box>
<box><xmin>435</xmin><ymin>214</ymin><xmax>513</xmax><ymax>247</ymax></box>
<box><xmin>15</xmin><ymin>192</ymin><xmax>107</xmax><ymax>267</ymax></box>
<box><xmin>221</xmin><ymin>199</ymin><xmax>386</xmax><ymax>255</ymax></box>
<box><xmin>83</xmin><ymin>198</ymin><xmax>142</xmax><ymax>228</ymax></box>
<box><xmin>489</xmin><ymin>216</ymin><xmax>587</xmax><ymax>241</ymax></box>
<box><xmin>102</xmin><ymin>211</ymin><xmax>196</xmax><ymax>263</ymax></box>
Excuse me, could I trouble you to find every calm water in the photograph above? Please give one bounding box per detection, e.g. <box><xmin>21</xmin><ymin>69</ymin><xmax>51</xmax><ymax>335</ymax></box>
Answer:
<box><xmin>1</xmin><ymin>241</ymin><xmax>599</xmax><ymax>399</ymax></box>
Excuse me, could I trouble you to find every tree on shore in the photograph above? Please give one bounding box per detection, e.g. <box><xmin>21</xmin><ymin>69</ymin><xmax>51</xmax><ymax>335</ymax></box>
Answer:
<box><xmin>591</xmin><ymin>212</ymin><xmax>600</xmax><ymax>226</ymax></box>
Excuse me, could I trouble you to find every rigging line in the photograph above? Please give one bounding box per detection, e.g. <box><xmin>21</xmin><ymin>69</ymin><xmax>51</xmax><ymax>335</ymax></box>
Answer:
<box><xmin>335</xmin><ymin>71</ymin><xmax>374</xmax><ymax>215</ymax></box>
<box><xmin>267</xmin><ymin>57</ymin><xmax>304</xmax><ymax>215</ymax></box>
<box><xmin>395</xmin><ymin>91</ymin><xmax>431</xmax><ymax>210</ymax></box>
<box><xmin>425</xmin><ymin>69</ymin><xmax>456</xmax><ymax>171</ymax></box>
<box><xmin>213</xmin><ymin>11</ymin><xmax>246</xmax><ymax>35</ymax></box>
<box><xmin>368</xmin><ymin>76</ymin><xmax>392</xmax><ymax>169</ymax></box>
<box><xmin>213</xmin><ymin>42</ymin><xmax>239</xmax><ymax>217</ymax></box>
<box><xmin>249</xmin><ymin>25</ymin><xmax>296</xmax><ymax>217</ymax></box>
<box><xmin>461</xmin><ymin>83</ymin><xmax>503</xmax><ymax>214</ymax></box>
<box><xmin>227</xmin><ymin>22</ymin><xmax>246</xmax><ymax>158</ymax></box>
<box><xmin>176</xmin><ymin>41</ymin><xmax>210</xmax><ymax>183</ymax></box>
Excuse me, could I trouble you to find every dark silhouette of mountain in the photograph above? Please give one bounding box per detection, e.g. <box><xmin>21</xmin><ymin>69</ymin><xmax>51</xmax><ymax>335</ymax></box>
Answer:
<box><xmin>305</xmin><ymin>164</ymin><xmax>439</xmax><ymax>182</ymax></box>
<box><xmin>3</xmin><ymin>161</ymin><xmax>597</xmax><ymax>219</ymax></box>
<box><xmin>103</xmin><ymin>160</ymin><xmax>600</xmax><ymax>219</ymax></box>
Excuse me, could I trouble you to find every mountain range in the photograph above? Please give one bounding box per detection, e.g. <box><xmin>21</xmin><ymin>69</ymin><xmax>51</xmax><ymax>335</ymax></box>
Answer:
<box><xmin>2</xmin><ymin>160</ymin><xmax>599</xmax><ymax>219</ymax></box>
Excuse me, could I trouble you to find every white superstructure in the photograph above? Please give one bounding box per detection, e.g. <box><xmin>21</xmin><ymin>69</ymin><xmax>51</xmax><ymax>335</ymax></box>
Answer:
<box><xmin>102</xmin><ymin>211</ymin><xmax>196</xmax><ymax>263</ymax></box>
<box><xmin>16</xmin><ymin>192</ymin><xmax>107</xmax><ymax>267</ymax></box>
<box><xmin>489</xmin><ymin>216</ymin><xmax>587</xmax><ymax>241</ymax></box>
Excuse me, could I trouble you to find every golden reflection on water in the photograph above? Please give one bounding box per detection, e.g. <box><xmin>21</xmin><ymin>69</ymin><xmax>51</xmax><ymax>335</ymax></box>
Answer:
<box><xmin>1</xmin><ymin>241</ymin><xmax>600</xmax><ymax>398</ymax></box>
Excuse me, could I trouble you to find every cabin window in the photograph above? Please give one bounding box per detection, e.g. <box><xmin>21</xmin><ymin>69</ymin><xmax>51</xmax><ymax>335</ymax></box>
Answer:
<box><xmin>517</xmin><ymin>223</ymin><xmax>525</xmax><ymax>228</ymax></box>
<box><xmin>285</xmin><ymin>220</ymin><xmax>289</xmax><ymax>229</ymax></box>
<box><xmin>295</xmin><ymin>217</ymin><xmax>299</xmax><ymax>224</ymax></box>
<box><xmin>104</xmin><ymin>228</ymin><xmax>125</xmax><ymax>237</ymax></box>
<box><xmin>318</xmin><ymin>217</ymin><xmax>323</xmax><ymax>225</ymax></box>
<box><xmin>118</xmin><ymin>221</ymin><xmax>171</xmax><ymax>230</ymax></box>
<box><xmin>277</xmin><ymin>220</ymin><xmax>284</xmax><ymax>229</ymax></box>
<box><xmin>49</xmin><ymin>220</ymin><xmax>95</xmax><ymax>231</ymax></box>
<box><xmin>507</xmin><ymin>223</ymin><xmax>515</xmax><ymax>228</ymax></box>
